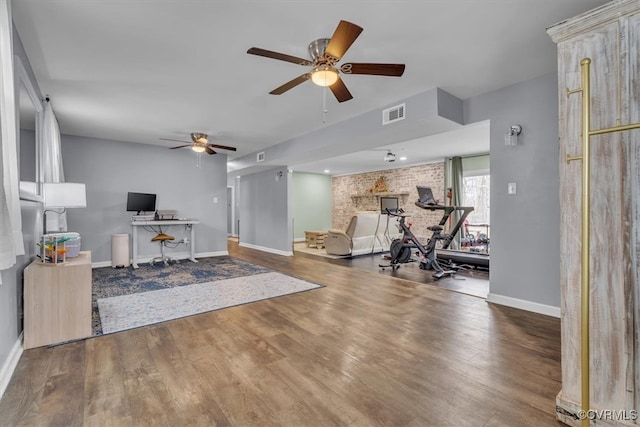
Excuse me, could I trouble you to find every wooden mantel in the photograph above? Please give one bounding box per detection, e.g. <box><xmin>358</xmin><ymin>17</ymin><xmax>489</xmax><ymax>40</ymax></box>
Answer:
<box><xmin>350</xmin><ymin>192</ymin><xmax>410</xmax><ymax>204</ymax></box>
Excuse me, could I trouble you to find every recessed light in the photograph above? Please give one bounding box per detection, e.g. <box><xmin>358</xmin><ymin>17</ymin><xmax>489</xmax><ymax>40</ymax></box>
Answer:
<box><xmin>324</xmin><ymin>169</ymin><xmax>330</xmax><ymax>173</ymax></box>
<box><xmin>399</xmin><ymin>156</ymin><xmax>407</xmax><ymax>161</ymax></box>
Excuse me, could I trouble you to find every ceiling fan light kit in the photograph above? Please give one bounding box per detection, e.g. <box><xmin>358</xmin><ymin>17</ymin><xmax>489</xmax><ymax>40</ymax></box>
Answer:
<box><xmin>311</xmin><ymin>65</ymin><xmax>339</xmax><ymax>87</ymax></box>
<box><xmin>247</xmin><ymin>20</ymin><xmax>405</xmax><ymax>103</ymax></box>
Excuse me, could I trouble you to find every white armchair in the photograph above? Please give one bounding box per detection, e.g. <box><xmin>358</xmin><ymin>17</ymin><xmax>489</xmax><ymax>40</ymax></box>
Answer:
<box><xmin>325</xmin><ymin>212</ymin><xmax>399</xmax><ymax>256</ymax></box>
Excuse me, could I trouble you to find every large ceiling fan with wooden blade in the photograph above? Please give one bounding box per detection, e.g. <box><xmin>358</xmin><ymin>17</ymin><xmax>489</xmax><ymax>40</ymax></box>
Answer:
<box><xmin>246</xmin><ymin>20</ymin><xmax>405</xmax><ymax>103</ymax></box>
<box><xmin>160</xmin><ymin>133</ymin><xmax>237</xmax><ymax>155</ymax></box>
<box><xmin>245</xmin><ymin>47</ymin><xmax>313</xmax><ymax>66</ymax></box>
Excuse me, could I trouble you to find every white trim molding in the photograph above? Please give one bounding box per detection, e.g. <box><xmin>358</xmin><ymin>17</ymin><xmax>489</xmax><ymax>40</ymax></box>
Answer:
<box><xmin>0</xmin><ymin>333</ymin><xmax>23</xmax><ymax>400</ymax></box>
<box><xmin>239</xmin><ymin>242</ymin><xmax>293</xmax><ymax>257</ymax></box>
<box><xmin>486</xmin><ymin>293</ymin><xmax>560</xmax><ymax>318</ymax></box>
<box><xmin>92</xmin><ymin>251</ymin><xmax>230</xmax><ymax>269</ymax></box>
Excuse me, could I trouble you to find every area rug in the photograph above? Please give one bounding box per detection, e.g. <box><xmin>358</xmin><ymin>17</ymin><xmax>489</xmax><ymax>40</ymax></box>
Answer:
<box><xmin>91</xmin><ymin>256</ymin><xmax>321</xmax><ymax>336</ymax></box>
<box><xmin>97</xmin><ymin>272</ymin><xmax>321</xmax><ymax>334</ymax></box>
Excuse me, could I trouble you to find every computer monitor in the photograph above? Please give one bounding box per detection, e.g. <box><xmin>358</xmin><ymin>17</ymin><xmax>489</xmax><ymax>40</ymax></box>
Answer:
<box><xmin>380</xmin><ymin>196</ymin><xmax>399</xmax><ymax>214</ymax></box>
<box><xmin>126</xmin><ymin>192</ymin><xmax>156</xmax><ymax>214</ymax></box>
<box><xmin>416</xmin><ymin>186</ymin><xmax>437</xmax><ymax>205</ymax></box>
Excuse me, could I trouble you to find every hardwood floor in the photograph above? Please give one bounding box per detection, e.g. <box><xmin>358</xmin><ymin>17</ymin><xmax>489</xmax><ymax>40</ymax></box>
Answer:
<box><xmin>293</xmin><ymin>243</ymin><xmax>490</xmax><ymax>299</ymax></box>
<box><xmin>0</xmin><ymin>240</ymin><xmax>562</xmax><ymax>426</ymax></box>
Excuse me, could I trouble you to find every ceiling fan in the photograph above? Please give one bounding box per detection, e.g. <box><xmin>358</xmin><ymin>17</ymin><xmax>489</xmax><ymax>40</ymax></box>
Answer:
<box><xmin>247</xmin><ymin>20</ymin><xmax>405</xmax><ymax>103</ymax></box>
<box><xmin>160</xmin><ymin>133</ymin><xmax>237</xmax><ymax>155</ymax></box>
<box><xmin>383</xmin><ymin>150</ymin><xmax>397</xmax><ymax>163</ymax></box>
<box><xmin>371</xmin><ymin>147</ymin><xmax>404</xmax><ymax>162</ymax></box>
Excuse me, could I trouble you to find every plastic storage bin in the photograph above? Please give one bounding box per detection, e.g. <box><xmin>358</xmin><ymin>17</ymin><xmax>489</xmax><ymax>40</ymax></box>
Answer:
<box><xmin>46</xmin><ymin>232</ymin><xmax>81</xmax><ymax>258</ymax></box>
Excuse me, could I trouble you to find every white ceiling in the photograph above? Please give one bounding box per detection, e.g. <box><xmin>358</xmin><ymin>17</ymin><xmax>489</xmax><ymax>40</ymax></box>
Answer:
<box><xmin>12</xmin><ymin>0</ymin><xmax>609</xmax><ymax>175</ymax></box>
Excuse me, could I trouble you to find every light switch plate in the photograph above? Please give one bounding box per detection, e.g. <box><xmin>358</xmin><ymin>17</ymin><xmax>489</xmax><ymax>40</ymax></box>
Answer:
<box><xmin>508</xmin><ymin>182</ymin><xmax>517</xmax><ymax>195</ymax></box>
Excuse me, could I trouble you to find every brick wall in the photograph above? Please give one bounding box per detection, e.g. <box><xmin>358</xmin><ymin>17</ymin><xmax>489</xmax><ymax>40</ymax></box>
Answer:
<box><xmin>332</xmin><ymin>162</ymin><xmax>446</xmax><ymax>239</ymax></box>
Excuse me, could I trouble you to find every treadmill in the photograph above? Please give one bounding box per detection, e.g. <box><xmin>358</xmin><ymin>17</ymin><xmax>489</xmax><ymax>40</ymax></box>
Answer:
<box><xmin>415</xmin><ymin>186</ymin><xmax>489</xmax><ymax>269</ymax></box>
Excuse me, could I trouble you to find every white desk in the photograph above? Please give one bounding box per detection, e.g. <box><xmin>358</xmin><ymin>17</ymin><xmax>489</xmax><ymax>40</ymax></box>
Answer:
<box><xmin>130</xmin><ymin>219</ymin><xmax>200</xmax><ymax>268</ymax></box>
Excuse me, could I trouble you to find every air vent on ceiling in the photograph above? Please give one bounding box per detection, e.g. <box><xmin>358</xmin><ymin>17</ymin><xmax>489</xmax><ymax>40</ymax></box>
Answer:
<box><xmin>257</xmin><ymin>152</ymin><xmax>265</xmax><ymax>162</ymax></box>
<box><xmin>382</xmin><ymin>103</ymin><xmax>405</xmax><ymax>125</ymax></box>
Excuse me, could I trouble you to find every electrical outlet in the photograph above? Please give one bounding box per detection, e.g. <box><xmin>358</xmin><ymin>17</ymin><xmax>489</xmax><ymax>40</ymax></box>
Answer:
<box><xmin>183</xmin><ymin>238</ymin><xmax>190</xmax><ymax>244</ymax></box>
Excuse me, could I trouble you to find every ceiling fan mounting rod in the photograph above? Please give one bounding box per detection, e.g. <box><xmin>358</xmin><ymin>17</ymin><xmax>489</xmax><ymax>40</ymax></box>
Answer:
<box><xmin>190</xmin><ymin>132</ymin><xmax>208</xmax><ymax>143</ymax></box>
<box><xmin>308</xmin><ymin>38</ymin><xmax>338</xmax><ymax>65</ymax></box>
<box><xmin>308</xmin><ymin>38</ymin><xmax>329</xmax><ymax>60</ymax></box>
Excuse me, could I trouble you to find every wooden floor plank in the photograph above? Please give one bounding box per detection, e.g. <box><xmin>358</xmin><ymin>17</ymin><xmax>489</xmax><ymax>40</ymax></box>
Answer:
<box><xmin>0</xmin><ymin>240</ymin><xmax>563</xmax><ymax>426</ymax></box>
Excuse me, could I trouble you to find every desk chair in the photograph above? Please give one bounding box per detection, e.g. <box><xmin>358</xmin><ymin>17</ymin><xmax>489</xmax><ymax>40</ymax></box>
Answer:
<box><xmin>150</xmin><ymin>233</ymin><xmax>177</xmax><ymax>266</ymax></box>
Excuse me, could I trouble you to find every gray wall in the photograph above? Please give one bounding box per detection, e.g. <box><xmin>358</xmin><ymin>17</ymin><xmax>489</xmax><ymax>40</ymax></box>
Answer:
<box><xmin>0</xmin><ymin>200</ymin><xmax>39</xmax><ymax>391</ymax></box>
<box><xmin>61</xmin><ymin>135</ymin><xmax>229</xmax><ymax>263</ymax></box>
<box><xmin>464</xmin><ymin>72</ymin><xmax>561</xmax><ymax>307</ymax></box>
<box><xmin>291</xmin><ymin>172</ymin><xmax>332</xmax><ymax>240</ymax></box>
<box><xmin>238</xmin><ymin>167</ymin><xmax>292</xmax><ymax>254</ymax></box>
<box><xmin>1</xmin><ymin>27</ymin><xmax>43</xmax><ymax>395</ymax></box>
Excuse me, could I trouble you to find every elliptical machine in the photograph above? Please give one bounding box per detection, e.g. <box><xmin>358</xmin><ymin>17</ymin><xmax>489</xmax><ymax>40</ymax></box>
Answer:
<box><xmin>379</xmin><ymin>208</ymin><xmax>457</xmax><ymax>280</ymax></box>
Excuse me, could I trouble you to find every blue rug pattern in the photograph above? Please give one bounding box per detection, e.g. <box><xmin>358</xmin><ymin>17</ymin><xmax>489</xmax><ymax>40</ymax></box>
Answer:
<box><xmin>91</xmin><ymin>256</ymin><xmax>272</xmax><ymax>335</ymax></box>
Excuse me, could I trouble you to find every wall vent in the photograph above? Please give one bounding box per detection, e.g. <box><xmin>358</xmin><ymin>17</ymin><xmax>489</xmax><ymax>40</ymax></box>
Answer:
<box><xmin>257</xmin><ymin>152</ymin><xmax>265</xmax><ymax>162</ymax></box>
<box><xmin>382</xmin><ymin>103</ymin><xmax>405</xmax><ymax>125</ymax></box>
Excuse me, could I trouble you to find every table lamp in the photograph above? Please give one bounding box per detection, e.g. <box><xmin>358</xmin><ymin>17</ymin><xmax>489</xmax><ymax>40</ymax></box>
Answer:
<box><xmin>43</xmin><ymin>182</ymin><xmax>87</xmax><ymax>234</ymax></box>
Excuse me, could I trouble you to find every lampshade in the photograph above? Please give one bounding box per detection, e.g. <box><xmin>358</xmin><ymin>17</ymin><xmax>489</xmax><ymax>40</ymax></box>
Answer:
<box><xmin>43</xmin><ymin>182</ymin><xmax>87</xmax><ymax>208</ymax></box>
<box><xmin>311</xmin><ymin>66</ymin><xmax>339</xmax><ymax>87</ymax></box>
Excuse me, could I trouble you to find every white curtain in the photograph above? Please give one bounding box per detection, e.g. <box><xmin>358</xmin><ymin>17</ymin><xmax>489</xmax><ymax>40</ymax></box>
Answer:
<box><xmin>42</xmin><ymin>100</ymin><xmax>67</xmax><ymax>232</ymax></box>
<box><xmin>0</xmin><ymin>0</ymin><xmax>24</xmax><ymax>271</ymax></box>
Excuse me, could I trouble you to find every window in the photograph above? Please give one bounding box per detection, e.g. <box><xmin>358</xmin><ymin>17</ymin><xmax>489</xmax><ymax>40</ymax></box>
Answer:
<box><xmin>463</xmin><ymin>173</ymin><xmax>490</xmax><ymax>225</ymax></box>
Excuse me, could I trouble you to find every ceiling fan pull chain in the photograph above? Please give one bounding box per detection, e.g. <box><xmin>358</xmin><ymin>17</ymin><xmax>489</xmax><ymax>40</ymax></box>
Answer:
<box><xmin>322</xmin><ymin>87</ymin><xmax>328</xmax><ymax>123</ymax></box>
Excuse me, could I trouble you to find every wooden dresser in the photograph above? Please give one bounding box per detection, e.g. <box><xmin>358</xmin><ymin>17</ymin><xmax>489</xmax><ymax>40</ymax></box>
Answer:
<box><xmin>23</xmin><ymin>251</ymin><xmax>92</xmax><ymax>349</ymax></box>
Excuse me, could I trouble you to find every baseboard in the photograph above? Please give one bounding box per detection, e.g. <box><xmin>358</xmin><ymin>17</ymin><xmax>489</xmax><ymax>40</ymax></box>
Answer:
<box><xmin>92</xmin><ymin>260</ymin><xmax>113</xmax><ymax>268</ymax></box>
<box><xmin>486</xmin><ymin>293</ymin><xmax>560</xmax><ymax>318</ymax></box>
<box><xmin>195</xmin><ymin>251</ymin><xmax>229</xmax><ymax>258</ymax></box>
<box><xmin>0</xmin><ymin>333</ymin><xmax>23</xmax><ymax>400</ymax></box>
<box><xmin>239</xmin><ymin>242</ymin><xmax>293</xmax><ymax>257</ymax></box>
<box><xmin>293</xmin><ymin>238</ymin><xmax>306</xmax><ymax>243</ymax></box>
<box><xmin>92</xmin><ymin>251</ymin><xmax>229</xmax><ymax>268</ymax></box>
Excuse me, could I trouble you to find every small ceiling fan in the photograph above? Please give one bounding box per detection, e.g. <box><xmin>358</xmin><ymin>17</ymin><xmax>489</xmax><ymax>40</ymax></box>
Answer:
<box><xmin>371</xmin><ymin>147</ymin><xmax>404</xmax><ymax>162</ymax></box>
<box><xmin>247</xmin><ymin>20</ymin><xmax>405</xmax><ymax>103</ymax></box>
<box><xmin>160</xmin><ymin>133</ymin><xmax>237</xmax><ymax>155</ymax></box>
<box><xmin>383</xmin><ymin>150</ymin><xmax>397</xmax><ymax>163</ymax></box>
